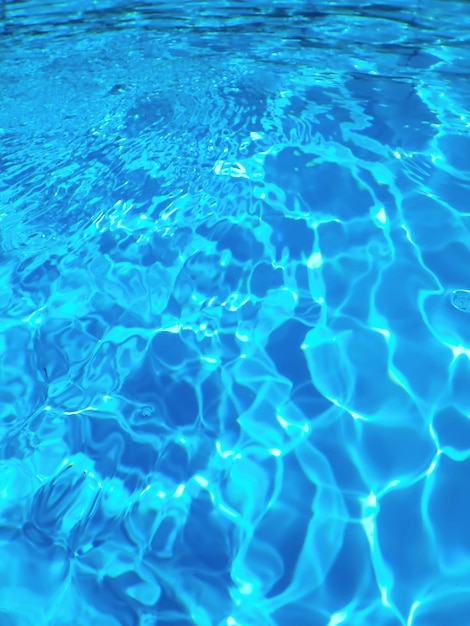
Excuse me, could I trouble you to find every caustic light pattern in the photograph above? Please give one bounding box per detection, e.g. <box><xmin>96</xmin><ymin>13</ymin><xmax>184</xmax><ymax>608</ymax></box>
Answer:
<box><xmin>1</xmin><ymin>1</ymin><xmax>470</xmax><ymax>625</ymax></box>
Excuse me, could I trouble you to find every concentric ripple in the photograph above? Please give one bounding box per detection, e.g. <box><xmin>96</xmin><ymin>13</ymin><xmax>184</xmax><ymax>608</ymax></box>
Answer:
<box><xmin>1</xmin><ymin>1</ymin><xmax>470</xmax><ymax>625</ymax></box>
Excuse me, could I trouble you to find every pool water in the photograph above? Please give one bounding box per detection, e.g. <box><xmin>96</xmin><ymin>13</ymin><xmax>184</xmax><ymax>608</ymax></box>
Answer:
<box><xmin>1</xmin><ymin>1</ymin><xmax>470</xmax><ymax>624</ymax></box>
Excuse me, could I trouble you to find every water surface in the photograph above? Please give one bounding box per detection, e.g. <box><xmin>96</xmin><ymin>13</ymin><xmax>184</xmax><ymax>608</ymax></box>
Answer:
<box><xmin>1</xmin><ymin>1</ymin><xmax>470</xmax><ymax>625</ymax></box>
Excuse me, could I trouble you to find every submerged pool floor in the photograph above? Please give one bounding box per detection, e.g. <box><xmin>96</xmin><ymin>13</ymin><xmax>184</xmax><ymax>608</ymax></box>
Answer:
<box><xmin>1</xmin><ymin>1</ymin><xmax>470</xmax><ymax>625</ymax></box>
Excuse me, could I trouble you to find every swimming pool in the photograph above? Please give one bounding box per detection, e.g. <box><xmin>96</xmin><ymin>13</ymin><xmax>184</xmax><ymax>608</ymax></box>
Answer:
<box><xmin>1</xmin><ymin>1</ymin><xmax>470</xmax><ymax>624</ymax></box>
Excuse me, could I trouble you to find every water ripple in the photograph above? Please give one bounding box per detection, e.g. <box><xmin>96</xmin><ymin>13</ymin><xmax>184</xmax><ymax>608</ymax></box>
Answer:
<box><xmin>1</xmin><ymin>1</ymin><xmax>470</xmax><ymax>625</ymax></box>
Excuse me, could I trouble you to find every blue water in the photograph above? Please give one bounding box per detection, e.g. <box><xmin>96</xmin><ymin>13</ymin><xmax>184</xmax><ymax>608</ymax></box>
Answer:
<box><xmin>1</xmin><ymin>1</ymin><xmax>470</xmax><ymax>624</ymax></box>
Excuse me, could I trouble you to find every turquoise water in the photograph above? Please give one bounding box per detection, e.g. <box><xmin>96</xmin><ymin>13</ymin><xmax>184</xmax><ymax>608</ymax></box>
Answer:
<box><xmin>1</xmin><ymin>1</ymin><xmax>470</xmax><ymax>624</ymax></box>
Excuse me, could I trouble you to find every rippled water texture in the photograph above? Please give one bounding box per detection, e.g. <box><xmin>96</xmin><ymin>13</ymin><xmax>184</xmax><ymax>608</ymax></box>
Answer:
<box><xmin>1</xmin><ymin>1</ymin><xmax>470</xmax><ymax>624</ymax></box>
